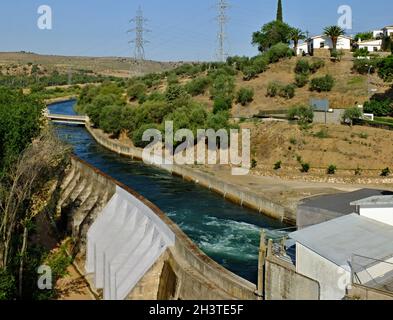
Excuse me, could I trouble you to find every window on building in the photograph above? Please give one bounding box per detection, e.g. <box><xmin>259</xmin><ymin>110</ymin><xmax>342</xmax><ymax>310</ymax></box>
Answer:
<box><xmin>373</xmin><ymin>47</ymin><xmax>378</xmax><ymax>52</ymax></box>
<box><xmin>320</xmin><ymin>42</ymin><xmax>325</xmax><ymax>49</ymax></box>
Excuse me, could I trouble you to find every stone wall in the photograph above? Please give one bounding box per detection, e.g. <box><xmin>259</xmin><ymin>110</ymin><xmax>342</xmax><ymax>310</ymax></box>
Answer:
<box><xmin>85</xmin><ymin>124</ymin><xmax>295</xmax><ymax>224</ymax></box>
<box><xmin>59</xmin><ymin>155</ymin><xmax>257</xmax><ymax>300</ymax></box>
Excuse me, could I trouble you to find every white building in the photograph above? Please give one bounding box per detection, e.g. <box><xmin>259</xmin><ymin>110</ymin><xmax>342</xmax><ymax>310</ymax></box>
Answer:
<box><xmin>295</xmin><ymin>41</ymin><xmax>309</xmax><ymax>56</ymax></box>
<box><xmin>358</xmin><ymin>39</ymin><xmax>383</xmax><ymax>52</ymax></box>
<box><xmin>294</xmin><ymin>35</ymin><xmax>353</xmax><ymax>56</ymax></box>
<box><xmin>309</xmin><ymin>35</ymin><xmax>352</xmax><ymax>51</ymax></box>
<box><xmin>351</xmin><ymin>195</ymin><xmax>393</xmax><ymax>227</ymax></box>
<box><xmin>289</xmin><ymin>213</ymin><xmax>393</xmax><ymax>300</ymax></box>
<box><xmin>373</xmin><ymin>30</ymin><xmax>384</xmax><ymax>39</ymax></box>
<box><xmin>383</xmin><ymin>25</ymin><xmax>393</xmax><ymax>37</ymax></box>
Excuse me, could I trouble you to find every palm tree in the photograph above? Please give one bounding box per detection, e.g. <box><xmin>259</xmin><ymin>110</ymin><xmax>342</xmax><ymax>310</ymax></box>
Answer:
<box><xmin>324</xmin><ymin>26</ymin><xmax>345</xmax><ymax>50</ymax></box>
<box><xmin>290</xmin><ymin>28</ymin><xmax>306</xmax><ymax>54</ymax></box>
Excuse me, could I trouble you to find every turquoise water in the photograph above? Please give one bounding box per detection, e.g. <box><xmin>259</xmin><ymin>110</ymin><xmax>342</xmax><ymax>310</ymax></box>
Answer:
<box><xmin>49</xmin><ymin>100</ymin><xmax>287</xmax><ymax>283</ymax></box>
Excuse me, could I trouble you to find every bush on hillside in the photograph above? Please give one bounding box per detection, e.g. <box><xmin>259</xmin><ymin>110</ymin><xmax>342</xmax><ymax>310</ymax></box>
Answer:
<box><xmin>209</xmin><ymin>74</ymin><xmax>235</xmax><ymax>100</ymax></box>
<box><xmin>185</xmin><ymin>77</ymin><xmax>210</xmax><ymax>96</ymax></box>
<box><xmin>287</xmin><ymin>105</ymin><xmax>314</xmax><ymax>125</ymax></box>
<box><xmin>279</xmin><ymin>84</ymin><xmax>296</xmax><ymax>99</ymax></box>
<box><xmin>127</xmin><ymin>82</ymin><xmax>147</xmax><ymax>101</ymax></box>
<box><xmin>132</xmin><ymin>123</ymin><xmax>162</xmax><ymax>148</ymax></box>
<box><xmin>236</xmin><ymin>87</ymin><xmax>254</xmax><ymax>106</ymax></box>
<box><xmin>309</xmin><ymin>75</ymin><xmax>335</xmax><ymax>92</ymax></box>
<box><xmin>266</xmin><ymin>81</ymin><xmax>281</xmax><ymax>97</ymax></box>
<box><xmin>363</xmin><ymin>99</ymin><xmax>393</xmax><ymax>117</ymax></box>
<box><xmin>266</xmin><ymin>43</ymin><xmax>294</xmax><ymax>63</ymax></box>
<box><xmin>353</xmin><ymin>58</ymin><xmax>380</xmax><ymax>74</ymax></box>
<box><xmin>213</xmin><ymin>95</ymin><xmax>233</xmax><ymax>113</ymax></box>
<box><xmin>295</xmin><ymin>74</ymin><xmax>309</xmax><ymax>88</ymax></box>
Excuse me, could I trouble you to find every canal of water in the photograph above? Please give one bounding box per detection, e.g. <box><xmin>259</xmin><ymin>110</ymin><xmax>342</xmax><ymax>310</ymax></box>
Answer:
<box><xmin>49</xmin><ymin>99</ymin><xmax>288</xmax><ymax>283</ymax></box>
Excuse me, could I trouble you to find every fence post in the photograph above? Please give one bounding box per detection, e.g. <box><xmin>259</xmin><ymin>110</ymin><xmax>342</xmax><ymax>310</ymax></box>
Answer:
<box><xmin>257</xmin><ymin>230</ymin><xmax>266</xmax><ymax>300</ymax></box>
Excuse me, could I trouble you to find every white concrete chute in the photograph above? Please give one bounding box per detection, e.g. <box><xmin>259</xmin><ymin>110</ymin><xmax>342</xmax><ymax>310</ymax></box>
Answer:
<box><xmin>86</xmin><ymin>186</ymin><xmax>175</xmax><ymax>300</ymax></box>
<box><xmin>86</xmin><ymin>193</ymin><xmax>121</xmax><ymax>273</ymax></box>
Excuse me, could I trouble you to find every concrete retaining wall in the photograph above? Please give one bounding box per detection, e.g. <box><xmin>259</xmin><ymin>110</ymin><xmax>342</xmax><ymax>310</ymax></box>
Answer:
<box><xmin>85</xmin><ymin>124</ymin><xmax>295</xmax><ymax>224</ymax></box>
<box><xmin>265</xmin><ymin>255</ymin><xmax>320</xmax><ymax>300</ymax></box>
<box><xmin>348</xmin><ymin>284</ymin><xmax>393</xmax><ymax>300</ymax></box>
<box><xmin>60</xmin><ymin>155</ymin><xmax>257</xmax><ymax>300</ymax></box>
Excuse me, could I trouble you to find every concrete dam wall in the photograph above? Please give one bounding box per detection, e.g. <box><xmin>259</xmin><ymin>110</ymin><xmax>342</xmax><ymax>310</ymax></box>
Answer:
<box><xmin>59</xmin><ymin>155</ymin><xmax>257</xmax><ymax>300</ymax></box>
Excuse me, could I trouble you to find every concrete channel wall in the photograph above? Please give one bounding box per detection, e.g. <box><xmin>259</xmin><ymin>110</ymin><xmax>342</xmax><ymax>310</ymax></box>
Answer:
<box><xmin>60</xmin><ymin>156</ymin><xmax>257</xmax><ymax>300</ymax></box>
<box><xmin>85</xmin><ymin>124</ymin><xmax>295</xmax><ymax>224</ymax></box>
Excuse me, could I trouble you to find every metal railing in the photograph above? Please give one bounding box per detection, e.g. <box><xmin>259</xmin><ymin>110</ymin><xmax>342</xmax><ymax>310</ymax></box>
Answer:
<box><xmin>351</xmin><ymin>254</ymin><xmax>393</xmax><ymax>294</ymax></box>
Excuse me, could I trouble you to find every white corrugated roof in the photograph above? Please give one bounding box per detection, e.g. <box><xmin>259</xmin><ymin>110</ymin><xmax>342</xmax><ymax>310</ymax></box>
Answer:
<box><xmin>290</xmin><ymin>214</ymin><xmax>393</xmax><ymax>269</ymax></box>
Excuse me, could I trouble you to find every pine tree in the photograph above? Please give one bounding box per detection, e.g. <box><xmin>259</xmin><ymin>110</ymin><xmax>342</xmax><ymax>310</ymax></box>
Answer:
<box><xmin>276</xmin><ymin>0</ymin><xmax>283</xmax><ymax>22</ymax></box>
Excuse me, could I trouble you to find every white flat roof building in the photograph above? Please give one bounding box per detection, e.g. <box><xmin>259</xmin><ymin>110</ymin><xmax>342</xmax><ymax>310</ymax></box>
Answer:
<box><xmin>290</xmin><ymin>214</ymin><xmax>393</xmax><ymax>300</ymax></box>
<box><xmin>351</xmin><ymin>195</ymin><xmax>393</xmax><ymax>227</ymax></box>
<box><xmin>358</xmin><ymin>39</ymin><xmax>383</xmax><ymax>52</ymax></box>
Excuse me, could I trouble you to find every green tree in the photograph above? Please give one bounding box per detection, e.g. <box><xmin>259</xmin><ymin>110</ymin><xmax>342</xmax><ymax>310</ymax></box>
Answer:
<box><xmin>378</xmin><ymin>55</ymin><xmax>393</xmax><ymax>82</ymax></box>
<box><xmin>287</xmin><ymin>105</ymin><xmax>314</xmax><ymax>125</ymax></box>
<box><xmin>354</xmin><ymin>31</ymin><xmax>373</xmax><ymax>42</ymax></box>
<box><xmin>342</xmin><ymin>107</ymin><xmax>363</xmax><ymax>126</ymax></box>
<box><xmin>290</xmin><ymin>28</ymin><xmax>306</xmax><ymax>54</ymax></box>
<box><xmin>276</xmin><ymin>0</ymin><xmax>283</xmax><ymax>22</ymax></box>
<box><xmin>324</xmin><ymin>26</ymin><xmax>345</xmax><ymax>50</ymax></box>
<box><xmin>252</xmin><ymin>21</ymin><xmax>293</xmax><ymax>52</ymax></box>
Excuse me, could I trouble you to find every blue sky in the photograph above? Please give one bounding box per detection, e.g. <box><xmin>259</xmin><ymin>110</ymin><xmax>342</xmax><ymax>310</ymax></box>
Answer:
<box><xmin>0</xmin><ymin>0</ymin><xmax>392</xmax><ymax>61</ymax></box>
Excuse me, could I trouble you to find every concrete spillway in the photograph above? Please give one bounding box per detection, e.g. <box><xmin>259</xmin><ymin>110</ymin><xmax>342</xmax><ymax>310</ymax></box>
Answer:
<box><xmin>86</xmin><ymin>187</ymin><xmax>175</xmax><ymax>300</ymax></box>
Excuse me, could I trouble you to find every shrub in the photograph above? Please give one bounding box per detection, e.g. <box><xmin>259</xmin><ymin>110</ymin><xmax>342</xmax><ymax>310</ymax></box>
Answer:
<box><xmin>251</xmin><ymin>55</ymin><xmax>269</xmax><ymax>73</ymax></box>
<box><xmin>242</xmin><ymin>65</ymin><xmax>259</xmax><ymax>81</ymax></box>
<box><xmin>342</xmin><ymin>107</ymin><xmax>363</xmax><ymax>126</ymax></box>
<box><xmin>213</xmin><ymin>95</ymin><xmax>233</xmax><ymax>113</ymax></box>
<box><xmin>185</xmin><ymin>77</ymin><xmax>210</xmax><ymax>96</ymax></box>
<box><xmin>355</xmin><ymin>167</ymin><xmax>362</xmax><ymax>176</ymax></box>
<box><xmin>295</xmin><ymin>59</ymin><xmax>310</xmax><ymax>75</ymax></box>
<box><xmin>295</xmin><ymin>74</ymin><xmax>309</xmax><ymax>88</ymax></box>
<box><xmin>301</xmin><ymin>162</ymin><xmax>310</xmax><ymax>173</ymax></box>
<box><xmin>274</xmin><ymin>161</ymin><xmax>282</xmax><ymax>170</ymax></box>
<box><xmin>289</xmin><ymin>137</ymin><xmax>297</xmax><ymax>145</ymax></box>
<box><xmin>251</xmin><ymin>159</ymin><xmax>258</xmax><ymax>169</ymax></box>
<box><xmin>165</xmin><ymin>84</ymin><xmax>188</xmax><ymax>103</ymax></box>
<box><xmin>287</xmin><ymin>105</ymin><xmax>314</xmax><ymax>125</ymax></box>
<box><xmin>314</xmin><ymin>129</ymin><xmax>329</xmax><ymax>139</ymax></box>
<box><xmin>381</xmin><ymin>167</ymin><xmax>391</xmax><ymax>177</ymax></box>
<box><xmin>330</xmin><ymin>49</ymin><xmax>345</xmax><ymax>62</ymax></box>
<box><xmin>210</xmin><ymin>74</ymin><xmax>235</xmax><ymax>100</ymax></box>
<box><xmin>309</xmin><ymin>59</ymin><xmax>325</xmax><ymax>73</ymax></box>
<box><xmin>127</xmin><ymin>82</ymin><xmax>147</xmax><ymax>101</ymax></box>
<box><xmin>167</xmin><ymin>73</ymin><xmax>179</xmax><ymax>86</ymax></box>
<box><xmin>378</xmin><ymin>55</ymin><xmax>393</xmax><ymax>82</ymax></box>
<box><xmin>353</xmin><ymin>58</ymin><xmax>379</xmax><ymax>74</ymax></box>
<box><xmin>353</xmin><ymin>48</ymin><xmax>369</xmax><ymax>58</ymax></box>
<box><xmin>310</xmin><ymin>75</ymin><xmax>335</xmax><ymax>92</ymax></box>
<box><xmin>266</xmin><ymin>43</ymin><xmax>294</xmax><ymax>63</ymax></box>
<box><xmin>266</xmin><ymin>81</ymin><xmax>281</xmax><ymax>97</ymax></box>
<box><xmin>327</xmin><ymin>165</ymin><xmax>337</xmax><ymax>175</ymax></box>
<box><xmin>0</xmin><ymin>270</ymin><xmax>15</xmax><ymax>300</ymax></box>
<box><xmin>236</xmin><ymin>87</ymin><xmax>254</xmax><ymax>106</ymax></box>
<box><xmin>227</xmin><ymin>56</ymin><xmax>250</xmax><ymax>71</ymax></box>
<box><xmin>279</xmin><ymin>84</ymin><xmax>296</xmax><ymax>99</ymax></box>
<box><xmin>363</xmin><ymin>99</ymin><xmax>393</xmax><ymax>117</ymax></box>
